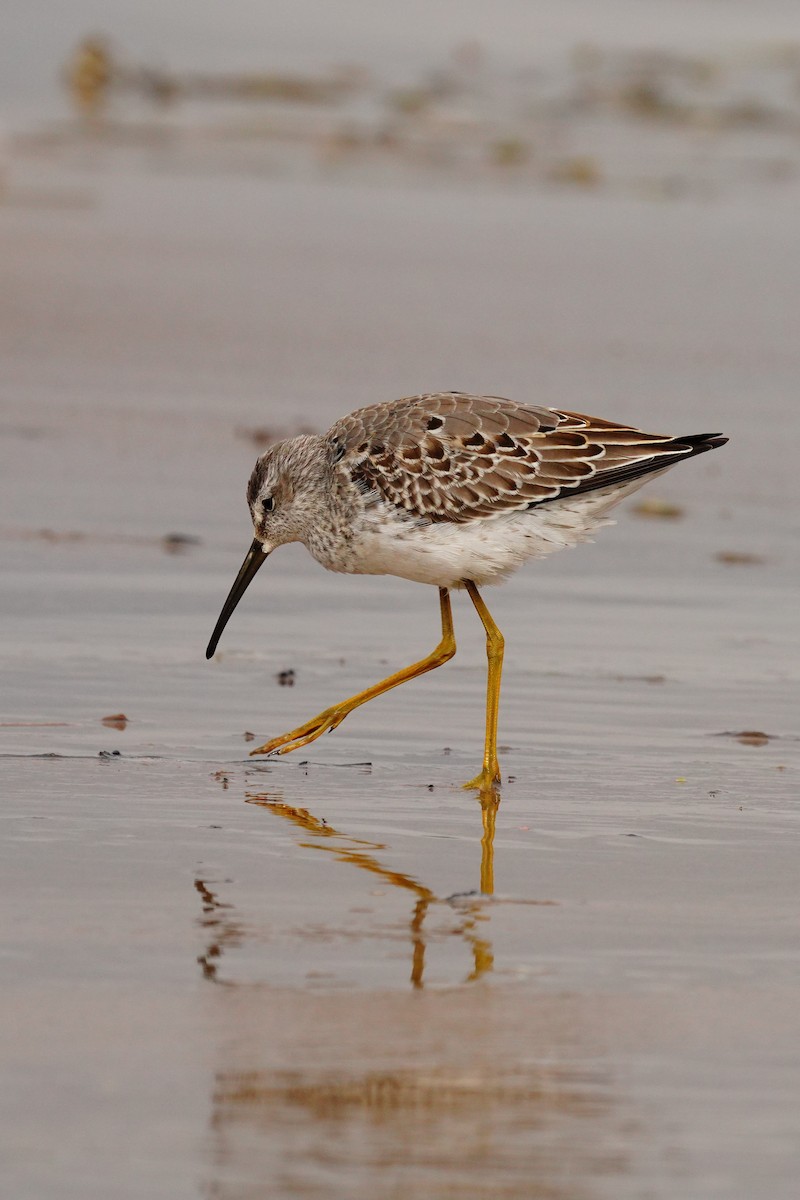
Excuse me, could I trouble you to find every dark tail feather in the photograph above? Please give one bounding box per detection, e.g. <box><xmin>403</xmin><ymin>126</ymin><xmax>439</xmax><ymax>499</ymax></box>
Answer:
<box><xmin>534</xmin><ymin>432</ymin><xmax>727</xmax><ymax>505</ymax></box>
<box><xmin>676</xmin><ymin>432</ymin><xmax>728</xmax><ymax>453</ymax></box>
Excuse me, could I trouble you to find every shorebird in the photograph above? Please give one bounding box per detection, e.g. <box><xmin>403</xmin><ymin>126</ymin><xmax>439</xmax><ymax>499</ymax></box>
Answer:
<box><xmin>207</xmin><ymin>393</ymin><xmax>726</xmax><ymax>791</ymax></box>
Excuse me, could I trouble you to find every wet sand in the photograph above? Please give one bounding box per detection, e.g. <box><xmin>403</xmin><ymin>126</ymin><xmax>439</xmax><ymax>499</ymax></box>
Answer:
<box><xmin>2</xmin><ymin>80</ymin><xmax>800</xmax><ymax>1200</ymax></box>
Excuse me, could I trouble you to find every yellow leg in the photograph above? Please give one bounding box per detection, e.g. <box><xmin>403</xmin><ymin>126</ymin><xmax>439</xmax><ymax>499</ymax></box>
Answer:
<box><xmin>462</xmin><ymin>581</ymin><xmax>505</xmax><ymax>792</ymax></box>
<box><xmin>250</xmin><ymin>588</ymin><xmax>456</xmax><ymax>757</ymax></box>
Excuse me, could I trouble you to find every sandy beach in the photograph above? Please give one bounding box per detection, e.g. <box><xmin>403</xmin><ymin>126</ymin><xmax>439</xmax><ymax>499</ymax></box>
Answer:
<box><xmin>2</xmin><ymin>8</ymin><xmax>799</xmax><ymax>1197</ymax></box>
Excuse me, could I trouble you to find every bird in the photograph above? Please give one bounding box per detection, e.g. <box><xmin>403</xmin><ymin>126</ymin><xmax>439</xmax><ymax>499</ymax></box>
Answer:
<box><xmin>206</xmin><ymin>392</ymin><xmax>726</xmax><ymax>792</ymax></box>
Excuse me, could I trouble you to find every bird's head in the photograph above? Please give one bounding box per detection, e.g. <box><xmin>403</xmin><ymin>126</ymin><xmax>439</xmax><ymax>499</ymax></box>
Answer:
<box><xmin>245</xmin><ymin>435</ymin><xmax>328</xmax><ymax>551</ymax></box>
<box><xmin>206</xmin><ymin>434</ymin><xmax>330</xmax><ymax>659</ymax></box>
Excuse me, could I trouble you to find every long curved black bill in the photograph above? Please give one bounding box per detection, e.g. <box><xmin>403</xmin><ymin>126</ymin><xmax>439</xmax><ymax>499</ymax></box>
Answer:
<box><xmin>206</xmin><ymin>538</ymin><xmax>269</xmax><ymax>659</ymax></box>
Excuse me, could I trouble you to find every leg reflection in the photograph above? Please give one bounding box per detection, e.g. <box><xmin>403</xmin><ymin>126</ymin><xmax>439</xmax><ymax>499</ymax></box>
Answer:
<box><xmin>241</xmin><ymin>792</ymin><xmax>495</xmax><ymax>989</ymax></box>
<box><xmin>479</xmin><ymin>789</ymin><xmax>499</xmax><ymax>896</ymax></box>
<box><xmin>409</xmin><ymin>895</ymin><xmax>430</xmax><ymax>990</ymax></box>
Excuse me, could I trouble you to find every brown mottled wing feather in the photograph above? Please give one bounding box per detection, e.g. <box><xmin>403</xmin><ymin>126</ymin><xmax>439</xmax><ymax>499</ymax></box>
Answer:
<box><xmin>328</xmin><ymin>393</ymin><xmax>717</xmax><ymax>523</ymax></box>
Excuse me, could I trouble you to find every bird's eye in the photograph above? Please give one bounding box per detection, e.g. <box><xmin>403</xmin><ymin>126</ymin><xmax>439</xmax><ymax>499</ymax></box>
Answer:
<box><xmin>263</xmin><ymin>496</ymin><xmax>275</xmax><ymax>513</ymax></box>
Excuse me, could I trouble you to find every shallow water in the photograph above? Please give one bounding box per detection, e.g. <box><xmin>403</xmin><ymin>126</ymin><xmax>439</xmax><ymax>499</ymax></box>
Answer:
<box><xmin>2</xmin><ymin>58</ymin><xmax>800</xmax><ymax>1199</ymax></box>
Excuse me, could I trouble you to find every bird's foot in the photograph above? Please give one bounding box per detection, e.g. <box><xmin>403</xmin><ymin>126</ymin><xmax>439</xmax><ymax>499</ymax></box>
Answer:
<box><xmin>249</xmin><ymin>704</ymin><xmax>349</xmax><ymax>758</ymax></box>
<box><xmin>463</xmin><ymin>762</ymin><xmax>502</xmax><ymax>793</ymax></box>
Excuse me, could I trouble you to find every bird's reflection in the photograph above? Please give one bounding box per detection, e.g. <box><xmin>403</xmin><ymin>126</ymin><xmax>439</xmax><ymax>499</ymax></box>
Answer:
<box><xmin>207</xmin><ymin>1058</ymin><xmax>616</xmax><ymax>1200</ymax></box>
<box><xmin>241</xmin><ymin>788</ymin><xmax>500</xmax><ymax>988</ymax></box>
<box><xmin>193</xmin><ymin>788</ymin><xmax>627</xmax><ymax>1200</ymax></box>
<box><xmin>194</xmin><ymin>878</ymin><xmax>245</xmax><ymax>985</ymax></box>
<box><xmin>479</xmin><ymin>789</ymin><xmax>498</xmax><ymax>894</ymax></box>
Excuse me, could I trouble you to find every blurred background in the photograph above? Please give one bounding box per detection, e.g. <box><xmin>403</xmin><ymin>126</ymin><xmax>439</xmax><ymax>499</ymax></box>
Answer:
<box><xmin>3</xmin><ymin>0</ymin><xmax>800</xmax><ymax>538</ymax></box>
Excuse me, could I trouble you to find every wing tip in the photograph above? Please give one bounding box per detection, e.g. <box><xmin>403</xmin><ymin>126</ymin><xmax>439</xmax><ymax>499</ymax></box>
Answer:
<box><xmin>678</xmin><ymin>433</ymin><xmax>728</xmax><ymax>455</ymax></box>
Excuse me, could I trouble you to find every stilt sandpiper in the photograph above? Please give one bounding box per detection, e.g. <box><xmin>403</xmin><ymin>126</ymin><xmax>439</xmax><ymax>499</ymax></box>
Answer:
<box><xmin>207</xmin><ymin>392</ymin><xmax>726</xmax><ymax>792</ymax></box>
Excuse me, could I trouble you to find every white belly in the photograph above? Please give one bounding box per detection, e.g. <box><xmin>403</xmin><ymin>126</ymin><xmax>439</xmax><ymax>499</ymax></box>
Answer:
<box><xmin>326</xmin><ymin>485</ymin><xmax>638</xmax><ymax>587</ymax></box>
